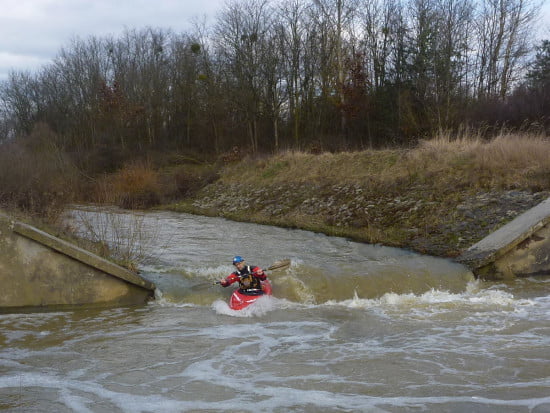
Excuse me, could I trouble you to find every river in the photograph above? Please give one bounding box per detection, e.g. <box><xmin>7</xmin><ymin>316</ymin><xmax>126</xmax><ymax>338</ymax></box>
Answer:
<box><xmin>1</xmin><ymin>207</ymin><xmax>549</xmax><ymax>412</ymax></box>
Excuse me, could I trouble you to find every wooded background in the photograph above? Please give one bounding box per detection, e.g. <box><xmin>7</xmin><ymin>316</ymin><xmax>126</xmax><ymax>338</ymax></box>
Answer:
<box><xmin>1</xmin><ymin>0</ymin><xmax>549</xmax><ymax>173</ymax></box>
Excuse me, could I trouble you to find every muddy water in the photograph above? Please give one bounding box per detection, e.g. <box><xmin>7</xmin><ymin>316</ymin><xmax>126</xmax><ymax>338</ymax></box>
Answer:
<box><xmin>1</xmin><ymin>207</ymin><xmax>549</xmax><ymax>412</ymax></box>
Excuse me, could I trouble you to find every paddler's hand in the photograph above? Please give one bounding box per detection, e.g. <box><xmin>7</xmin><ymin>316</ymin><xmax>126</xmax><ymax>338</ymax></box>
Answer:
<box><xmin>220</xmin><ymin>279</ymin><xmax>229</xmax><ymax>287</ymax></box>
<box><xmin>253</xmin><ymin>269</ymin><xmax>266</xmax><ymax>280</ymax></box>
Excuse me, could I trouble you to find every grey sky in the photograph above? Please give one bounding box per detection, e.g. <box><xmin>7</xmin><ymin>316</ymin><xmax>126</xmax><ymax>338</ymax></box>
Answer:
<box><xmin>0</xmin><ymin>0</ymin><xmax>226</xmax><ymax>80</ymax></box>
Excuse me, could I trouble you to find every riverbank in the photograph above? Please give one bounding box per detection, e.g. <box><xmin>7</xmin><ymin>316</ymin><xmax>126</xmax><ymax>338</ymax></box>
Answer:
<box><xmin>165</xmin><ymin>134</ymin><xmax>550</xmax><ymax>258</ymax></box>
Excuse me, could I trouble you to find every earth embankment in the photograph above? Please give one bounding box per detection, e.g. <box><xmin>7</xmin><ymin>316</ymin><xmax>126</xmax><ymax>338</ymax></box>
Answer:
<box><xmin>166</xmin><ymin>138</ymin><xmax>550</xmax><ymax>258</ymax></box>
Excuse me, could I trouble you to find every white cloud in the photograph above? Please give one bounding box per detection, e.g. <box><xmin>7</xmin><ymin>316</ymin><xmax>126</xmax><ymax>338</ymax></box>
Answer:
<box><xmin>0</xmin><ymin>53</ymin><xmax>55</xmax><ymax>81</ymax></box>
<box><xmin>0</xmin><ymin>0</ymin><xmax>225</xmax><ymax>80</ymax></box>
<box><xmin>0</xmin><ymin>52</ymin><xmax>51</xmax><ymax>79</ymax></box>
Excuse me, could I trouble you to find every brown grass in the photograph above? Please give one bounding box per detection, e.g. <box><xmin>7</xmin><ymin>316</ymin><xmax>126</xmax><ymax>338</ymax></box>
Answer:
<box><xmin>475</xmin><ymin>133</ymin><xmax>550</xmax><ymax>170</ymax></box>
<box><xmin>218</xmin><ymin>132</ymin><xmax>550</xmax><ymax>193</ymax></box>
<box><xmin>413</xmin><ymin>130</ymin><xmax>550</xmax><ymax>168</ymax></box>
<box><xmin>220</xmin><ymin>149</ymin><xmax>407</xmax><ymax>185</ymax></box>
<box><xmin>409</xmin><ymin>131</ymin><xmax>550</xmax><ymax>190</ymax></box>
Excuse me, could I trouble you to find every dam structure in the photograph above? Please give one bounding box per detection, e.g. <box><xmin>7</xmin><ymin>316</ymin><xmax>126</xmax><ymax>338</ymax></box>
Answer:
<box><xmin>0</xmin><ymin>212</ymin><xmax>155</xmax><ymax>309</ymax></box>
<box><xmin>458</xmin><ymin>197</ymin><xmax>550</xmax><ymax>279</ymax></box>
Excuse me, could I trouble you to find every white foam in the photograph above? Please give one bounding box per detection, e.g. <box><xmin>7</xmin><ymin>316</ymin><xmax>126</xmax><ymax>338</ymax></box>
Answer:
<box><xmin>183</xmin><ymin>264</ymin><xmax>233</xmax><ymax>279</ymax></box>
<box><xmin>3</xmin><ymin>371</ymin><xmax>549</xmax><ymax>412</ymax></box>
<box><xmin>149</xmin><ymin>289</ymin><xmax>197</xmax><ymax>308</ymax></box>
<box><xmin>212</xmin><ymin>295</ymin><xmax>278</xmax><ymax>317</ymax></box>
<box><xmin>323</xmin><ymin>281</ymin><xmax>534</xmax><ymax>312</ymax></box>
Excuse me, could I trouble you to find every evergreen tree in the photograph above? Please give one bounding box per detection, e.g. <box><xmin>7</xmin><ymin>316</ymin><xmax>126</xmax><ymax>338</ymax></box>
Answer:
<box><xmin>527</xmin><ymin>40</ymin><xmax>550</xmax><ymax>86</ymax></box>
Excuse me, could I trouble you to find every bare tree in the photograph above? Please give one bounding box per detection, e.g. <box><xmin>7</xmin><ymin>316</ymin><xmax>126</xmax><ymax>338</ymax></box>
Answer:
<box><xmin>311</xmin><ymin>0</ymin><xmax>359</xmax><ymax>138</ymax></box>
<box><xmin>214</xmin><ymin>0</ymin><xmax>274</xmax><ymax>152</ymax></box>
<box><xmin>277</xmin><ymin>0</ymin><xmax>309</xmax><ymax>145</ymax></box>
<box><xmin>432</xmin><ymin>0</ymin><xmax>475</xmax><ymax>127</ymax></box>
<box><xmin>0</xmin><ymin>0</ymin><xmax>546</xmax><ymax>162</ymax></box>
<box><xmin>360</xmin><ymin>0</ymin><xmax>397</xmax><ymax>89</ymax></box>
<box><xmin>474</xmin><ymin>0</ymin><xmax>539</xmax><ymax>99</ymax></box>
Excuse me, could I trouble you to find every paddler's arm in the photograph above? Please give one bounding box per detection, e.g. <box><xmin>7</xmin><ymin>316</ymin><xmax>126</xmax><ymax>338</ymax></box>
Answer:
<box><xmin>220</xmin><ymin>272</ymin><xmax>240</xmax><ymax>287</ymax></box>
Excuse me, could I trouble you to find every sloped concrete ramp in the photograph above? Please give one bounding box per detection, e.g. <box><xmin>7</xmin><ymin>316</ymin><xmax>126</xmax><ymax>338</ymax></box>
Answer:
<box><xmin>0</xmin><ymin>212</ymin><xmax>155</xmax><ymax>308</ymax></box>
<box><xmin>458</xmin><ymin>197</ymin><xmax>550</xmax><ymax>279</ymax></box>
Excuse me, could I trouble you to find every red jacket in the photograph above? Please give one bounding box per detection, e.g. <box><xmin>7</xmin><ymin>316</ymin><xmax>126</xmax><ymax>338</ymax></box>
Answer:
<box><xmin>221</xmin><ymin>265</ymin><xmax>266</xmax><ymax>287</ymax></box>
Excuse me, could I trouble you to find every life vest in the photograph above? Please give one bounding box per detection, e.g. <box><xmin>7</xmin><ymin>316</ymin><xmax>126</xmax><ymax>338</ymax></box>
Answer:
<box><xmin>236</xmin><ymin>265</ymin><xmax>263</xmax><ymax>294</ymax></box>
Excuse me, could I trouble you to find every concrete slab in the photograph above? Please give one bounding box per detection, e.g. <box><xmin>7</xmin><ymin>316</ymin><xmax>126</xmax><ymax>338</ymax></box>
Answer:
<box><xmin>0</xmin><ymin>212</ymin><xmax>155</xmax><ymax>309</ymax></box>
<box><xmin>458</xmin><ymin>197</ymin><xmax>550</xmax><ymax>279</ymax></box>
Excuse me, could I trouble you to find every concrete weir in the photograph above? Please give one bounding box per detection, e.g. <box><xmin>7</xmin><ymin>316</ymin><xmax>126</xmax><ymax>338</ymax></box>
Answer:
<box><xmin>458</xmin><ymin>197</ymin><xmax>550</xmax><ymax>279</ymax></box>
<box><xmin>0</xmin><ymin>212</ymin><xmax>155</xmax><ymax>309</ymax></box>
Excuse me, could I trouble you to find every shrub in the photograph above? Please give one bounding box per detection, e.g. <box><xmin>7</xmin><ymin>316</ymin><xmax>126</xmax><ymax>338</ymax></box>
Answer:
<box><xmin>0</xmin><ymin>125</ymin><xmax>78</xmax><ymax>221</ymax></box>
<box><xmin>94</xmin><ymin>162</ymin><xmax>161</xmax><ymax>209</ymax></box>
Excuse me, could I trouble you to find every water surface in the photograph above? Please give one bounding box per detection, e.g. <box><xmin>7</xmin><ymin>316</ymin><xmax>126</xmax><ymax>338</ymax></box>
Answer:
<box><xmin>1</xmin><ymin>208</ymin><xmax>549</xmax><ymax>412</ymax></box>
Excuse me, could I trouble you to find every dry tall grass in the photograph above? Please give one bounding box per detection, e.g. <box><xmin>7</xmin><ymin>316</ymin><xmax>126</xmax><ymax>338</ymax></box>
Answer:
<box><xmin>410</xmin><ymin>131</ymin><xmax>550</xmax><ymax>190</ymax></box>
<box><xmin>220</xmin><ymin>149</ymin><xmax>407</xmax><ymax>184</ymax></box>
<box><xmin>221</xmin><ymin>132</ymin><xmax>550</xmax><ymax>193</ymax></box>
<box><xmin>414</xmin><ymin>131</ymin><xmax>550</xmax><ymax>168</ymax></box>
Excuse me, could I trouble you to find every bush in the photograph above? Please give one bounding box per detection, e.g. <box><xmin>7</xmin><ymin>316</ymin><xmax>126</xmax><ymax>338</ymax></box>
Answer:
<box><xmin>94</xmin><ymin>162</ymin><xmax>162</xmax><ymax>209</ymax></box>
<box><xmin>0</xmin><ymin>125</ymin><xmax>78</xmax><ymax>221</ymax></box>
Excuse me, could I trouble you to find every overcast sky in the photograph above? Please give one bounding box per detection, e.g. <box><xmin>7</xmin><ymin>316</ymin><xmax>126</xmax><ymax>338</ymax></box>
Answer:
<box><xmin>0</xmin><ymin>0</ymin><xmax>226</xmax><ymax>81</ymax></box>
<box><xmin>0</xmin><ymin>0</ymin><xmax>549</xmax><ymax>81</ymax></box>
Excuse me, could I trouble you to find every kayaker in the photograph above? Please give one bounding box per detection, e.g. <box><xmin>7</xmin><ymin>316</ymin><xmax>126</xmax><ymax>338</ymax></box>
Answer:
<box><xmin>219</xmin><ymin>255</ymin><xmax>267</xmax><ymax>295</ymax></box>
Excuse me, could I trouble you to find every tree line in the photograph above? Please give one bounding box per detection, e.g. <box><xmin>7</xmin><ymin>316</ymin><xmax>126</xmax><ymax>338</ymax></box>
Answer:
<box><xmin>0</xmin><ymin>0</ymin><xmax>548</xmax><ymax>173</ymax></box>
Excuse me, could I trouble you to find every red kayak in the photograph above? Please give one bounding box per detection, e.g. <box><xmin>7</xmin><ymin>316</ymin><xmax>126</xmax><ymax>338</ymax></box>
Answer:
<box><xmin>229</xmin><ymin>280</ymin><xmax>273</xmax><ymax>310</ymax></box>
